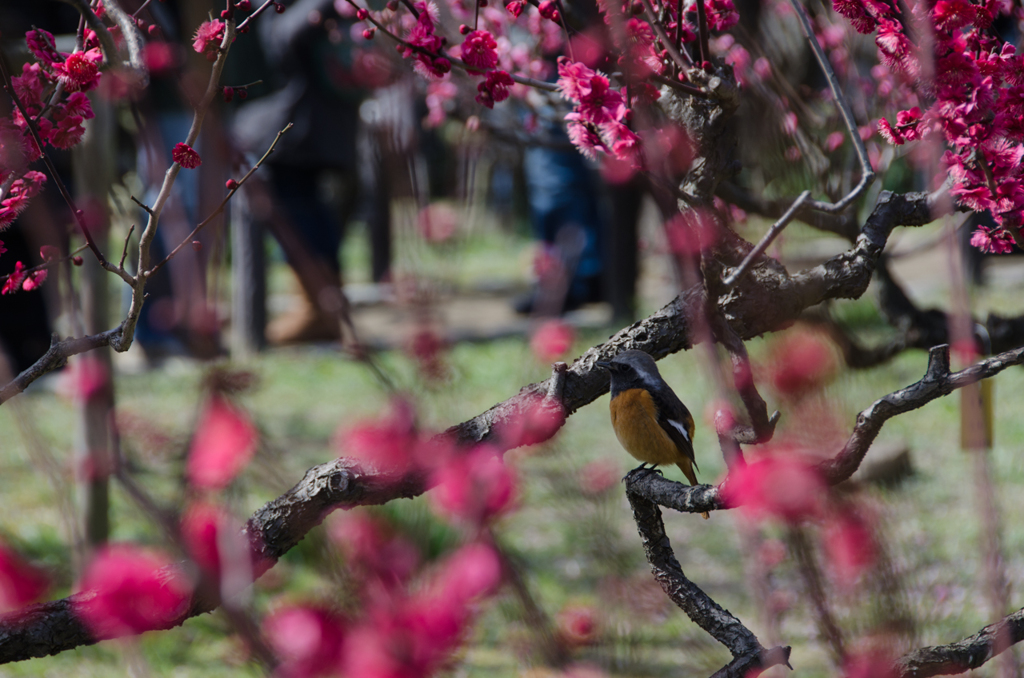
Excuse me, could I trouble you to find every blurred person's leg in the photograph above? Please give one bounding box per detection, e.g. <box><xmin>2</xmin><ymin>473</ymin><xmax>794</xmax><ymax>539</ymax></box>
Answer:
<box><xmin>264</xmin><ymin>164</ymin><xmax>346</xmax><ymax>344</ymax></box>
<box><xmin>516</xmin><ymin>144</ymin><xmax>605</xmax><ymax>315</ymax></box>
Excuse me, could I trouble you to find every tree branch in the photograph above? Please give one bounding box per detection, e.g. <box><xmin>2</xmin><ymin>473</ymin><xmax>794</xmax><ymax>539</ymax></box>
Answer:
<box><xmin>625</xmin><ymin>473</ymin><xmax>791</xmax><ymax>676</ymax></box>
<box><xmin>0</xmin><ymin>459</ymin><xmax>425</xmax><ymax>663</ymax></box>
<box><xmin>894</xmin><ymin>607</ymin><xmax>1024</xmax><ymax>678</ymax></box>
<box><xmin>820</xmin><ymin>343</ymin><xmax>1024</xmax><ymax>484</ymax></box>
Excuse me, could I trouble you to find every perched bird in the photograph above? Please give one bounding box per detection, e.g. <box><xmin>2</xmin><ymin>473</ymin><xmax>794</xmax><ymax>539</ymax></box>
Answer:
<box><xmin>597</xmin><ymin>350</ymin><xmax>709</xmax><ymax>519</ymax></box>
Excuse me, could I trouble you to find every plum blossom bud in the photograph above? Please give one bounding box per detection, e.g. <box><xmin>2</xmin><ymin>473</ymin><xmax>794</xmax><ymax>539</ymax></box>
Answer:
<box><xmin>362</xmin><ymin>28</ymin><xmax>375</xmax><ymax>39</ymax></box>
<box><xmin>356</xmin><ymin>8</ymin><xmax>369</xmax><ymax>19</ymax></box>
<box><xmin>222</xmin><ymin>85</ymin><xmax>234</xmax><ymax>102</ymax></box>
<box><xmin>387</xmin><ymin>0</ymin><xmax>399</xmax><ymax>9</ymax></box>
<box><xmin>226</xmin><ymin>179</ymin><xmax>239</xmax><ymax>190</ymax></box>
<box><xmin>236</xmin><ymin>0</ymin><xmax>252</xmax><ymax>9</ymax></box>
<box><xmin>72</xmin><ymin>256</ymin><xmax>84</xmax><ymax>266</ymax></box>
<box><xmin>459</xmin><ymin>23</ymin><xmax>471</xmax><ymax>34</ymax></box>
<box><xmin>192</xmin><ymin>240</ymin><xmax>202</xmax><ymax>251</ymax></box>
<box><xmin>274</xmin><ymin>2</ymin><xmax>285</xmax><ymax>12</ymax></box>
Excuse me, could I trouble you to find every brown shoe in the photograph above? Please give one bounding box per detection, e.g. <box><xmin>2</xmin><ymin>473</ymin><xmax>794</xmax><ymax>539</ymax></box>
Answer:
<box><xmin>266</xmin><ymin>294</ymin><xmax>341</xmax><ymax>345</ymax></box>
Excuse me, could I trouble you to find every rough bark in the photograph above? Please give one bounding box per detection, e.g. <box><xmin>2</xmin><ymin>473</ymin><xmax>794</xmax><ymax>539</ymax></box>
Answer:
<box><xmin>895</xmin><ymin>608</ymin><xmax>1024</xmax><ymax>678</ymax></box>
<box><xmin>626</xmin><ymin>473</ymin><xmax>791</xmax><ymax>677</ymax></box>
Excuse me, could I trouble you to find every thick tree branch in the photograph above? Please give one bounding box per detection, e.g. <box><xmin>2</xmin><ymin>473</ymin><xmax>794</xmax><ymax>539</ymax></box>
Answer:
<box><xmin>625</xmin><ymin>473</ymin><xmax>791</xmax><ymax>677</ymax></box>
<box><xmin>894</xmin><ymin>607</ymin><xmax>1024</xmax><ymax>678</ymax></box>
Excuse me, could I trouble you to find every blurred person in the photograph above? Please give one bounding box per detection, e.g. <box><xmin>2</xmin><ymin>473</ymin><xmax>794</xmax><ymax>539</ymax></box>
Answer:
<box><xmin>513</xmin><ymin>114</ymin><xmax>607</xmax><ymax>317</ymax></box>
<box><xmin>234</xmin><ymin>0</ymin><xmax>379</xmax><ymax>344</ymax></box>
<box><xmin>132</xmin><ymin>0</ymin><xmax>229</xmax><ymax>360</ymax></box>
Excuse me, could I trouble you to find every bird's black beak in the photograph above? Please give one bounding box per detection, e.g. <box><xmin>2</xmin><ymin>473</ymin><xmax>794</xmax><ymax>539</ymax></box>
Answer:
<box><xmin>595</xmin><ymin>361</ymin><xmax>614</xmax><ymax>371</ymax></box>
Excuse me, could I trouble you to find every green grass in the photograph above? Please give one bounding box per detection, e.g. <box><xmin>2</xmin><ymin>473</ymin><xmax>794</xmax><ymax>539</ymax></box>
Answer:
<box><xmin>3</xmin><ymin>284</ymin><xmax>1024</xmax><ymax>677</ymax></box>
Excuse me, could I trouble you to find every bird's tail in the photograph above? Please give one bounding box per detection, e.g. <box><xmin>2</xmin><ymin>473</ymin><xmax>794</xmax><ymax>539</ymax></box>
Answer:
<box><xmin>676</xmin><ymin>461</ymin><xmax>710</xmax><ymax>520</ymax></box>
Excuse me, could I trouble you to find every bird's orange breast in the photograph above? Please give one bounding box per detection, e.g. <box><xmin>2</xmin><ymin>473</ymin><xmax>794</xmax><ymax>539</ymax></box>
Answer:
<box><xmin>609</xmin><ymin>388</ymin><xmax>682</xmax><ymax>467</ymax></box>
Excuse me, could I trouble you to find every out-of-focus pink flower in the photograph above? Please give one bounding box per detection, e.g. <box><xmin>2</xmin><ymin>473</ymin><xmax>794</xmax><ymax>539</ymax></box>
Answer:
<box><xmin>579</xmin><ymin>458</ymin><xmax>619</xmax><ymax>495</ymax></box>
<box><xmin>58</xmin><ymin>355</ymin><xmax>109</xmax><ymax>402</ymax></box>
<box><xmin>824</xmin><ymin>510</ymin><xmax>876</xmax><ymax>583</ymax></box>
<box><xmin>143</xmin><ymin>42</ymin><xmax>180</xmax><ymax>75</ymax></box>
<box><xmin>335</xmin><ymin>399</ymin><xmax>423</xmax><ymax>472</ymax></box>
<box><xmin>193</xmin><ymin>19</ymin><xmax>226</xmax><ymax>56</ymax></box>
<box><xmin>495</xmin><ymin>393</ymin><xmax>566</xmax><ymax>448</ymax></box>
<box><xmin>434</xmin><ymin>541</ymin><xmax>502</xmax><ymax>603</ymax></box>
<box><xmin>172</xmin><ymin>142</ymin><xmax>202</xmax><ymax>169</ymax></box>
<box><xmin>531</xmin><ymin>319</ymin><xmax>574</xmax><ymax>363</ymax></box>
<box><xmin>52</xmin><ymin>49</ymin><xmax>102</xmax><ymax>92</ymax></box>
<box><xmin>186</xmin><ymin>395</ymin><xmax>259</xmax><ymax>489</ymax></box>
<box><xmin>825</xmin><ymin>131</ymin><xmax>845</xmax><ymax>152</ymax></box>
<box><xmin>431</xmin><ymin>445</ymin><xmax>517</xmax><ymax>524</ymax></box>
<box><xmin>180</xmin><ymin>501</ymin><xmax>235</xmax><ymax>579</ymax></box>
<box><xmin>756</xmin><ymin>539</ymin><xmax>787</xmax><ymax>569</ymax></box>
<box><xmin>0</xmin><ymin>542</ymin><xmax>48</xmax><ymax>612</ymax></box>
<box><xmin>1</xmin><ymin>261</ymin><xmax>26</xmax><ymax>295</ymax></box>
<box><xmin>20</xmin><ymin>269</ymin><xmax>47</xmax><ymax>291</ymax></box>
<box><xmin>557</xmin><ymin>605</ymin><xmax>599</xmax><ymax>646</ymax></box>
<box><xmin>665</xmin><ymin>209</ymin><xmax>721</xmax><ymax>256</ymax></box>
<box><xmin>76</xmin><ymin>544</ymin><xmax>190</xmax><ymax>639</ymax></box>
<box><xmin>406</xmin><ymin>325</ymin><xmax>447</xmax><ymax>380</ymax></box>
<box><xmin>722</xmin><ymin>453</ymin><xmax>827</xmax><ymax>523</ymax></box>
<box><xmin>766</xmin><ymin>327</ymin><xmax>838</xmax><ymax>398</ymax></box>
<box><xmin>328</xmin><ymin>511</ymin><xmax>420</xmax><ymax>587</ymax></box>
<box><xmin>39</xmin><ymin>245</ymin><xmax>60</xmax><ymax>261</ymax></box>
<box><xmin>264</xmin><ymin>605</ymin><xmax>347</xmax><ymax>678</ymax></box>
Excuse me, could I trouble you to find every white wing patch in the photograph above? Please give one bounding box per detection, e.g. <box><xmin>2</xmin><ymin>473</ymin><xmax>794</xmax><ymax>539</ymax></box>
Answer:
<box><xmin>667</xmin><ymin>418</ymin><xmax>691</xmax><ymax>444</ymax></box>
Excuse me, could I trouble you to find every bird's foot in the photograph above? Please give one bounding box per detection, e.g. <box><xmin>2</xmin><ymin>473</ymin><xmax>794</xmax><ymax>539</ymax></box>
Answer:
<box><xmin>624</xmin><ymin>464</ymin><xmax>663</xmax><ymax>481</ymax></box>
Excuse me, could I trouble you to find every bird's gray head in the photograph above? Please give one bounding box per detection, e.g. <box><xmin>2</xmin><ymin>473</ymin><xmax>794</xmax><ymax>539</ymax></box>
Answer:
<box><xmin>595</xmin><ymin>350</ymin><xmax>662</xmax><ymax>393</ymax></box>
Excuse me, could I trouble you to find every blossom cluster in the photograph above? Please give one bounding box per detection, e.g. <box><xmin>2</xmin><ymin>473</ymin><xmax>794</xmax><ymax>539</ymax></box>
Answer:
<box><xmin>0</xmin><ymin>27</ymin><xmax>103</xmax><ymax>293</ymax></box>
<box><xmin>853</xmin><ymin>0</ymin><xmax>1024</xmax><ymax>250</ymax></box>
<box><xmin>557</xmin><ymin>59</ymin><xmax>642</xmax><ymax>167</ymax></box>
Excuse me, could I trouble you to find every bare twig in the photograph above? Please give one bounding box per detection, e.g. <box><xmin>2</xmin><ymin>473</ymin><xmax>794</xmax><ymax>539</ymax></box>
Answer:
<box><xmin>146</xmin><ymin>123</ymin><xmax>293</xmax><ymax>276</ymax></box>
<box><xmin>641</xmin><ymin>0</ymin><xmax>693</xmax><ymax>71</ymax></box>
<box><xmin>130</xmin><ymin>196</ymin><xmax>154</xmax><ymax>215</ymax></box>
<box><xmin>694</xmin><ymin>0</ymin><xmax>709</xmax><ymax>64</ymax></box>
<box><xmin>788</xmin><ymin>527</ymin><xmax>845</xmax><ymax>664</ymax></box>
<box><xmin>118</xmin><ymin>225</ymin><xmax>136</xmax><ymax>271</ymax></box>
<box><xmin>722</xmin><ymin>190</ymin><xmax>810</xmax><ymax>288</ymax></box>
<box><xmin>786</xmin><ymin>0</ymin><xmax>874</xmax><ymax>213</ymax></box>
